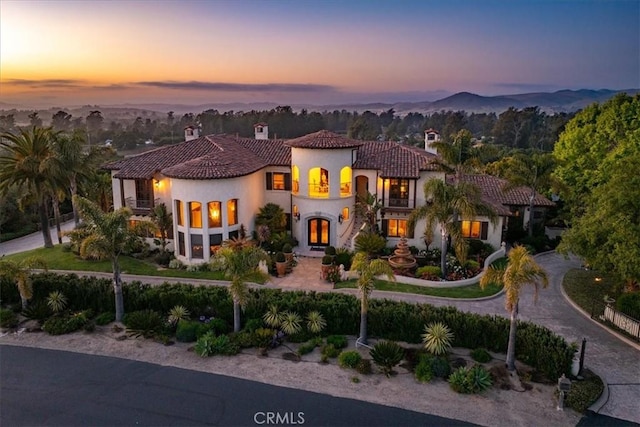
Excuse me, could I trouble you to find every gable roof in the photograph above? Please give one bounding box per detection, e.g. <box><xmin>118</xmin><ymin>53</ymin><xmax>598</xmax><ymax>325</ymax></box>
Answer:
<box><xmin>454</xmin><ymin>174</ymin><xmax>554</xmax><ymax>215</ymax></box>
<box><xmin>354</xmin><ymin>141</ymin><xmax>440</xmax><ymax>178</ymax></box>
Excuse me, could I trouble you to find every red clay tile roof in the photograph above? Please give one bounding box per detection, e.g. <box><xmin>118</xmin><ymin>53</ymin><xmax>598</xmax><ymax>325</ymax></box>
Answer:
<box><xmin>285</xmin><ymin>130</ymin><xmax>364</xmax><ymax>149</ymax></box>
<box><xmin>234</xmin><ymin>137</ymin><xmax>290</xmax><ymax>166</ymax></box>
<box><xmin>452</xmin><ymin>174</ymin><xmax>554</xmax><ymax>215</ymax></box>
<box><xmin>354</xmin><ymin>141</ymin><xmax>440</xmax><ymax>178</ymax></box>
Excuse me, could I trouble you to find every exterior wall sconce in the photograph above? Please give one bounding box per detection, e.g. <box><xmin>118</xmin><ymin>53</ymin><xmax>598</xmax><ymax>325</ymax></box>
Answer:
<box><xmin>153</xmin><ymin>179</ymin><xmax>160</xmax><ymax>189</ymax></box>
<box><xmin>338</xmin><ymin>214</ymin><xmax>344</xmax><ymax>224</ymax></box>
<box><xmin>293</xmin><ymin>212</ymin><xmax>300</xmax><ymax>221</ymax></box>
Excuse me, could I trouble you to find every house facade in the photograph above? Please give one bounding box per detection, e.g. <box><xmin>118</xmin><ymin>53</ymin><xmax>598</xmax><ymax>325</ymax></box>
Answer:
<box><xmin>105</xmin><ymin>127</ymin><xmax>552</xmax><ymax>264</ymax></box>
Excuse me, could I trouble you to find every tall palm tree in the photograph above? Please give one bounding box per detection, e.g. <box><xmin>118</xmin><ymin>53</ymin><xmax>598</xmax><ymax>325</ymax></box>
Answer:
<box><xmin>214</xmin><ymin>237</ymin><xmax>270</xmax><ymax>332</ymax></box>
<box><xmin>351</xmin><ymin>251</ymin><xmax>395</xmax><ymax>345</ymax></box>
<box><xmin>409</xmin><ymin>179</ymin><xmax>497</xmax><ymax>278</ymax></box>
<box><xmin>73</xmin><ymin>196</ymin><xmax>153</xmax><ymax>322</ymax></box>
<box><xmin>490</xmin><ymin>153</ymin><xmax>555</xmax><ymax>237</ymax></box>
<box><xmin>480</xmin><ymin>245</ymin><xmax>548</xmax><ymax>371</ymax></box>
<box><xmin>0</xmin><ymin>127</ymin><xmax>61</xmax><ymax>248</ymax></box>
<box><xmin>150</xmin><ymin>203</ymin><xmax>172</xmax><ymax>253</ymax></box>
<box><xmin>0</xmin><ymin>257</ymin><xmax>48</xmax><ymax>310</ymax></box>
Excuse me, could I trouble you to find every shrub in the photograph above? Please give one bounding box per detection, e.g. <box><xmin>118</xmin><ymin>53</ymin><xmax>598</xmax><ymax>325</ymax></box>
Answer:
<box><xmin>324</xmin><ymin>246</ymin><xmax>336</xmax><ymax>256</ymax></box>
<box><xmin>275</xmin><ymin>252</ymin><xmax>286</xmax><ymax>263</ymax></box>
<box><xmin>430</xmin><ymin>356</ymin><xmax>451</xmax><ymax>379</ymax></box>
<box><xmin>616</xmin><ymin>292</ymin><xmax>640</xmax><ymax>320</ymax></box>
<box><xmin>321</xmin><ymin>255</ymin><xmax>334</xmax><ymax>265</ymax></box>
<box><xmin>321</xmin><ymin>344</ymin><xmax>341</xmax><ymax>358</ymax></box>
<box><xmin>0</xmin><ymin>308</ymin><xmax>18</xmax><ymax>328</ymax></box>
<box><xmin>253</xmin><ymin>328</ymin><xmax>276</xmax><ymax>349</ymax></box>
<box><xmin>326</xmin><ymin>334</ymin><xmax>348</xmax><ymax>349</ymax></box>
<box><xmin>47</xmin><ymin>291</ymin><xmax>68</xmax><ymax>314</ymax></box>
<box><xmin>229</xmin><ymin>331</ymin><xmax>254</xmax><ymax>348</ymax></box>
<box><xmin>42</xmin><ymin>311</ymin><xmax>91</xmax><ymax>335</ymax></box>
<box><xmin>168</xmin><ymin>259</ymin><xmax>184</xmax><ymax>270</ymax></box>
<box><xmin>280</xmin><ymin>311</ymin><xmax>302</xmax><ymax>335</ymax></box>
<box><xmin>306</xmin><ymin>311</ymin><xmax>326</xmax><ymax>334</ymax></box>
<box><xmin>296</xmin><ymin>340</ymin><xmax>318</xmax><ymax>356</ymax></box>
<box><xmin>176</xmin><ymin>320</ymin><xmax>202</xmax><ymax>342</ymax></box>
<box><xmin>422</xmin><ymin>322</ymin><xmax>454</xmax><ymax>356</ymax></box>
<box><xmin>416</xmin><ymin>266</ymin><xmax>442</xmax><ymax>280</ymax></box>
<box><xmin>565</xmin><ymin>370</ymin><xmax>604</xmax><ymax>413</ymax></box>
<box><xmin>167</xmin><ymin>305</ymin><xmax>191</xmax><ymax>325</ymax></box>
<box><xmin>242</xmin><ymin>318</ymin><xmax>263</xmax><ymax>333</ymax></box>
<box><xmin>282</xmin><ymin>243</ymin><xmax>293</xmax><ymax>253</ymax></box>
<box><xmin>335</xmin><ymin>249</ymin><xmax>353</xmax><ymax>271</ymax></box>
<box><xmin>370</xmin><ymin>341</ymin><xmax>404</xmax><ymax>377</ymax></box>
<box><xmin>354</xmin><ymin>232</ymin><xmax>386</xmax><ymax>255</ymax></box>
<box><xmin>95</xmin><ymin>312</ymin><xmax>115</xmax><ymax>326</ymax></box>
<box><xmin>194</xmin><ymin>332</ymin><xmax>239</xmax><ymax>357</ymax></box>
<box><xmin>338</xmin><ymin>350</ymin><xmax>362</xmax><ymax>369</ymax></box>
<box><xmin>470</xmin><ymin>348</ymin><xmax>492</xmax><ymax>363</ymax></box>
<box><xmin>263</xmin><ymin>305</ymin><xmax>283</xmax><ymax>329</ymax></box>
<box><xmin>414</xmin><ymin>354</ymin><xmax>434</xmax><ymax>383</ymax></box>
<box><xmin>465</xmin><ymin>260</ymin><xmax>480</xmax><ymax>270</ymax></box>
<box><xmin>22</xmin><ymin>301</ymin><xmax>52</xmax><ymax>323</ymax></box>
<box><xmin>123</xmin><ymin>310</ymin><xmax>165</xmax><ymax>338</ymax></box>
<box><xmin>448</xmin><ymin>365</ymin><xmax>492</xmax><ymax>394</ymax></box>
<box><xmin>356</xmin><ymin>359</ymin><xmax>373</xmax><ymax>375</ymax></box>
<box><xmin>154</xmin><ymin>251</ymin><xmax>172</xmax><ymax>267</ymax></box>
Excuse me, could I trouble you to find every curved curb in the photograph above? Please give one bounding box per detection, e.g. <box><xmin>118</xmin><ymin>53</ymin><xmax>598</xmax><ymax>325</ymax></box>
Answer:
<box><xmin>334</xmin><ymin>286</ymin><xmax>505</xmax><ymax>302</ymax></box>
<box><xmin>585</xmin><ymin>365</ymin><xmax>610</xmax><ymax>415</ymax></box>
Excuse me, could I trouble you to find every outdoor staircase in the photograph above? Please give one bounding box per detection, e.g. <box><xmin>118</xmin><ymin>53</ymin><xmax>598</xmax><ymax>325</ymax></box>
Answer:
<box><xmin>342</xmin><ymin>215</ymin><xmax>365</xmax><ymax>250</ymax></box>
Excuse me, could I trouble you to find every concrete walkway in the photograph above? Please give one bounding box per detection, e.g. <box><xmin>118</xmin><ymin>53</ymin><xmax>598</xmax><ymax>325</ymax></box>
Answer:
<box><xmin>1</xmin><ymin>227</ymin><xmax>638</xmax><ymax>424</ymax></box>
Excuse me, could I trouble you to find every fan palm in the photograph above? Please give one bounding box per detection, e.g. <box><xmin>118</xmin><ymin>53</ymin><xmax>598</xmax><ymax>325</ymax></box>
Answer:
<box><xmin>0</xmin><ymin>127</ymin><xmax>62</xmax><ymax>248</ymax></box>
<box><xmin>215</xmin><ymin>239</ymin><xmax>270</xmax><ymax>332</ymax></box>
<box><xmin>150</xmin><ymin>203</ymin><xmax>173</xmax><ymax>253</ymax></box>
<box><xmin>480</xmin><ymin>245</ymin><xmax>548</xmax><ymax>371</ymax></box>
<box><xmin>0</xmin><ymin>257</ymin><xmax>48</xmax><ymax>310</ymax></box>
<box><xmin>73</xmin><ymin>196</ymin><xmax>153</xmax><ymax>322</ymax></box>
<box><xmin>409</xmin><ymin>179</ymin><xmax>496</xmax><ymax>278</ymax></box>
<box><xmin>351</xmin><ymin>251</ymin><xmax>395</xmax><ymax>345</ymax></box>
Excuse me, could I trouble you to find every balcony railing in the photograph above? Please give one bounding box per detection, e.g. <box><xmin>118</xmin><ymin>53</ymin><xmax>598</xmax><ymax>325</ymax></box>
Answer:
<box><xmin>308</xmin><ymin>184</ymin><xmax>329</xmax><ymax>198</ymax></box>
<box><xmin>340</xmin><ymin>182</ymin><xmax>351</xmax><ymax>197</ymax></box>
<box><xmin>125</xmin><ymin>197</ymin><xmax>158</xmax><ymax>214</ymax></box>
<box><xmin>292</xmin><ymin>180</ymin><xmax>300</xmax><ymax>194</ymax></box>
<box><xmin>386</xmin><ymin>198</ymin><xmax>414</xmax><ymax>208</ymax></box>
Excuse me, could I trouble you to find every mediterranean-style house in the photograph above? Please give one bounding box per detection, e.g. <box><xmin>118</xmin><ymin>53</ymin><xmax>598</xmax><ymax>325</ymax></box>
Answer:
<box><xmin>104</xmin><ymin>126</ymin><xmax>553</xmax><ymax>265</ymax></box>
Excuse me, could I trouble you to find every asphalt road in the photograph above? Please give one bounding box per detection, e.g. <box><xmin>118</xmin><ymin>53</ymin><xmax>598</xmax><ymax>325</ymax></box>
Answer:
<box><xmin>0</xmin><ymin>345</ymin><xmax>474</xmax><ymax>427</ymax></box>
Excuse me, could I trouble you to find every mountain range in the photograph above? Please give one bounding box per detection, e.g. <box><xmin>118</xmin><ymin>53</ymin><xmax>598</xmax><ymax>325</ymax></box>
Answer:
<box><xmin>1</xmin><ymin>89</ymin><xmax>637</xmax><ymax>118</ymax></box>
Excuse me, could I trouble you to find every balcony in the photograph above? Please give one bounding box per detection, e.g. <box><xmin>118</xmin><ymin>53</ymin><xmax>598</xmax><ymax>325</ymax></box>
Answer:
<box><xmin>340</xmin><ymin>182</ymin><xmax>351</xmax><ymax>197</ymax></box>
<box><xmin>125</xmin><ymin>197</ymin><xmax>158</xmax><ymax>215</ymax></box>
<box><xmin>309</xmin><ymin>183</ymin><xmax>329</xmax><ymax>198</ymax></box>
<box><xmin>386</xmin><ymin>198</ymin><xmax>414</xmax><ymax>209</ymax></box>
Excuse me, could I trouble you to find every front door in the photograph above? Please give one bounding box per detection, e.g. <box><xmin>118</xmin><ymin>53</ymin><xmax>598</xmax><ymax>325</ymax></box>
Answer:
<box><xmin>308</xmin><ymin>218</ymin><xmax>329</xmax><ymax>247</ymax></box>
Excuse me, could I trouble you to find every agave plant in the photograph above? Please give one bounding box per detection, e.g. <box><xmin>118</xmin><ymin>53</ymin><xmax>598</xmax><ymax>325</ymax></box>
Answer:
<box><xmin>306</xmin><ymin>311</ymin><xmax>326</xmax><ymax>334</ymax></box>
<box><xmin>422</xmin><ymin>322</ymin><xmax>454</xmax><ymax>356</ymax></box>
<box><xmin>370</xmin><ymin>340</ymin><xmax>404</xmax><ymax>377</ymax></box>
<box><xmin>167</xmin><ymin>305</ymin><xmax>190</xmax><ymax>325</ymax></box>
<box><xmin>279</xmin><ymin>311</ymin><xmax>302</xmax><ymax>335</ymax></box>
<box><xmin>46</xmin><ymin>291</ymin><xmax>68</xmax><ymax>314</ymax></box>
<box><xmin>262</xmin><ymin>305</ymin><xmax>283</xmax><ymax>328</ymax></box>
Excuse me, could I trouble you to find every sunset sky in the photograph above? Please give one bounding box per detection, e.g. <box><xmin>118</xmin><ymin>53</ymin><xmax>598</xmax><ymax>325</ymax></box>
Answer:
<box><xmin>1</xmin><ymin>0</ymin><xmax>638</xmax><ymax>107</ymax></box>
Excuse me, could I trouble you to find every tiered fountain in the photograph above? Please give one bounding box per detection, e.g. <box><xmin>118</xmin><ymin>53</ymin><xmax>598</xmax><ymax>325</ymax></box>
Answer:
<box><xmin>387</xmin><ymin>236</ymin><xmax>417</xmax><ymax>270</ymax></box>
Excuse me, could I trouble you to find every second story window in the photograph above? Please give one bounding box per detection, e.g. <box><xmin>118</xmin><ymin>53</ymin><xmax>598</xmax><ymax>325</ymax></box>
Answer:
<box><xmin>227</xmin><ymin>199</ymin><xmax>238</xmax><ymax>226</ymax></box>
<box><xmin>389</xmin><ymin>179</ymin><xmax>409</xmax><ymax>207</ymax></box>
<box><xmin>189</xmin><ymin>202</ymin><xmax>202</xmax><ymax>228</ymax></box>
<box><xmin>266</xmin><ymin>172</ymin><xmax>291</xmax><ymax>191</ymax></box>
<box><xmin>208</xmin><ymin>201</ymin><xmax>222</xmax><ymax>228</ymax></box>
<box><xmin>309</xmin><ymin>167</ymin><xmax>329</xmax><ymax>198</ymax></box>
<box><xmin>175</xmin><ymin>200</ymin><xmax>184</xmax><ymax>226</ymax></box>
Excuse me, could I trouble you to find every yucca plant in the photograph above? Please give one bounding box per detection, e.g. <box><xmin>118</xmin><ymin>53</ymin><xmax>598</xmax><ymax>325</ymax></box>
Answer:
<box><xmin>262</xmin><ymin>305</ymin><xmax>283</xmax><ymax>329</ymax></box>
<box><xmin>46</xmin><ymin>291</ymin><xmax>68</xmax><ymax>314</ymax></box>
<box><xmin>306</xmin><ymin>311</ymin><xmax>326</xmax><ymax>334</ymax></box>
<box><xmin>370</xmin><ymin>340</ymin><xmax>404</xmax><ymax>377</ymax></box>
<box><xmin>422</xmin><ymin>322</ymin><xmax>454</xmax><ymax>356</ymax></box>
<box><xmin>167</xmin><ymin>305</ymin><xmax>190</xmax><ymax>325</ymax></box>
<box><xmin>280</xmin><ymin>311</ymin><xmax>302</xmax><ymax>335</ymax></box>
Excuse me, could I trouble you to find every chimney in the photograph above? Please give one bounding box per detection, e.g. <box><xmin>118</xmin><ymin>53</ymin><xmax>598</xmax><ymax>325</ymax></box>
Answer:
<box><xmin>254</xmin><ymin>123</ymin><xmax>269</xmax><ymax>140</ymax></box>
<box><xmin>424</xmin><ymin>128</ymin><xmax>440</xmax><ymax>154</ymax></box>
<box><xmin>184</xmin><ymin>126</ymin><xmax>199</xmax><ymax>141</ymax></box>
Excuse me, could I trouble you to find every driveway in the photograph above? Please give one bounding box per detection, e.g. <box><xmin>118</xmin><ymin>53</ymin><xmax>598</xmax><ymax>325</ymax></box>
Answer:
<box><xmin>0</xmin><ymin>219</ymin><xmax>74</xmax><ymax>256</ymax></box>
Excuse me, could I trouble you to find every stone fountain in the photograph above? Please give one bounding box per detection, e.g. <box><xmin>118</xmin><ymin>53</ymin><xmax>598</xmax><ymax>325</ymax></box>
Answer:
<box><xmin>388</xmin><ymin>236</ymin><xmax>417</xmax><ymax>269</ymax></box>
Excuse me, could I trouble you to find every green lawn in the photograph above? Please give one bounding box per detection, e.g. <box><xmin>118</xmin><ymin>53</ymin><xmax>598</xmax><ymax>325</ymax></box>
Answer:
<box><xmin>334</xmin><ymin>278</ymin><xmax>502</xmax><ymax>298</ymax></box>
<box><xmin>4</xmin><ymin>246</ymin><xmax>227</xmax><ymax>281</ymax></box>
<box><xmin>562</xmin><ymin>268</ymin><xmax>619</xmax><ymax>317</ymax></box>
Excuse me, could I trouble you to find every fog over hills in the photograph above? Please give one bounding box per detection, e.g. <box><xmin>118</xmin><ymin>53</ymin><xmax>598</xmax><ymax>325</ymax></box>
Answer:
<box><xmin>1</xmin><ymin>89</ymin><xmax>638</xmax><ymax>118</ymax></box>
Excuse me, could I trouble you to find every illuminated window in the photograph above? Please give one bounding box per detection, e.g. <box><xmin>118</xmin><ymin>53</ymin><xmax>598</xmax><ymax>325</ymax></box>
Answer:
<box><xmin>292</xmin><ymin>165</ymin><xmax>300</xmax><ymax>194</ymax></box>
<box><xmin>208</xmin><ymin>201</ymin><xmax>222</xmax><ymax>228</ymax></box>
<box><xmin>266</xmin><ymin>172</ymin><xmax>291</xmax><ymax>191</ymax></box>
<box><xmin>389</xmin><ymin>179</ymin><xmax>409</xmax><ymax>207</ymax></box>
<box><xmin>340</xmin><ymin>167</ymin><xmax>352</xmax><ymax>196</ymax></box>
<box><xmin>341</xmin><ymin>207</ymin><xmax>349</xmax><ymax>221</ymax></box>
<box><xmin>309</xmin><ymin>167</ymin><xmax>329</xmax><ymax>198</ymax></box>
<box><xmin>460</xmin><ymin>221</ymin><xmax>489</xmax><ymax>240</ymax></box>
<box><xmin>175</xmin><ymin>200</ymin><xmax>184</xmax><ymax>226</ymax></box>
<box><xmin>387</xmin><ymin>219</ymin><xmax>408</xmax><ymax>237</ymax></box>
<box><xmin>227</xmin><ymin>199</ymin><xmax>238</xmax><ymax>226</ymax></box>
<box><xmin>191</xmin><ymin>234</ymin><xmax>203</xmax><ymax>259</ymax></box>
<box><xmin>189</xmin><ymin>202</ymin><xmax>202</xmax><ymax>228</ymax></box>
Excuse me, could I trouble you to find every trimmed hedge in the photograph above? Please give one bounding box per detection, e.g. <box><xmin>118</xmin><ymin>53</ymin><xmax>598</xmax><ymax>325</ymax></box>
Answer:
<box><xmin>8</xmin><ymin>272</ymin><xmax>574</xmax><ymax>379</ymax></box>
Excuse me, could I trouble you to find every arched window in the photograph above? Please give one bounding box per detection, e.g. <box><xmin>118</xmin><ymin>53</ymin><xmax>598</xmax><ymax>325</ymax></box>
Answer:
<box><xmin>189</xmin><ymin>202</ymin><xmax>202</xmax><ymax>228</ymax></box>
<box><xmin>292</xmin><ymin>165</ymin><xmax>300</xmax><ymax>194</ymax></box>
<box><xmin>208</xmin><ymin>201</ymin><xmax>222</xmax><ymax>228</ymax></box>
<box><xmin>340</xmin><ymin>166</ymin><xmax>352</xmax><ymax>196</ymax></box>
<box><xmin>309</xmin><ymin>167</ymin><xmax>329</xmax><ymax>198</ymax></box>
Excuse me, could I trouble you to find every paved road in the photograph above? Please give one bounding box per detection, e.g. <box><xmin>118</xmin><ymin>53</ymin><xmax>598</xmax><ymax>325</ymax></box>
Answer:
<box><xmin>0</xmin><ymin>219</ymin><xmax>74</xmax><ymax>256</ymax></box>
<box><xmin>0</xmin><ymin>345</ymin><xmax>473</xmax><ymax>427</ymax></box>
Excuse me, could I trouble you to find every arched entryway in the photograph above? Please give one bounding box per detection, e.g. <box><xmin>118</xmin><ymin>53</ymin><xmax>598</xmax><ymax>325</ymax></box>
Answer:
<box><xmin>308</xmin><ymin>218</ymin><xmax>330</xmax><ymax>247</ymax></box>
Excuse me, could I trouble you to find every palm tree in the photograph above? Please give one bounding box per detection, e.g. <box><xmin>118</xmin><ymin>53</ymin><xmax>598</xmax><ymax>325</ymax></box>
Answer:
<box><xmin>0</xmin><ymin>257</ymin><xmax>48</xmax><ymax>310</ymax></box>
<box><xmin>409</xmin><ymin>179</ymin><xmax>497</xmax><ymax>278</ymax></box>
<box><xmin>0</xmin><ymin>127</ymin><xmax>61</xmax><ymax>248</ymax></box>
<box><xmin>255</xmin><ymin>203</ymin><xmax>287</xmax><ymax>234</ymax></box>
<box><xmin>490</xmin><ymin>153</ymin><xmax>555</xmax><ymax>237</ymax></box>
<box><xmin>150</xmin><ymin>203</ymin><xmax>172</xmax><ymax>253</ymax></box>
<box><xmin>480</xmin><ymin>245</ymin><xmax>548</xmax><ymax>371</ymax></box>
<box><xmin>73</xmin><ymin>196</ymin><xmax>153</xmax><ymax>322</ymax></box>
<box><xmin>214</xmin><ymin>237</ymin><xmax>270</xmax><ymax>332</ymax></box>
<box><xmin>351</xmin><ymin>251</ymin><xmax>395</xmax><ymax>345</ymax></box>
